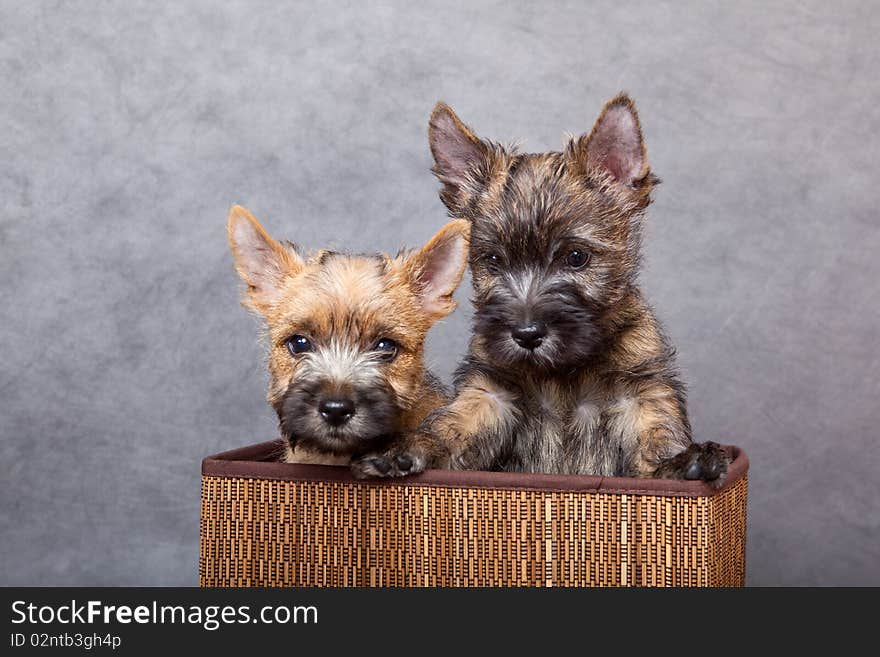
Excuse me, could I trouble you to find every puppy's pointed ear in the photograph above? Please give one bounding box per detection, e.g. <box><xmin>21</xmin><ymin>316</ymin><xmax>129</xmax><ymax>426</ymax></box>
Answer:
<box><xmin>570</xmin><ymin>93</ymin><xmax>657</xmax><ymax>198</ymax></box>
<box><xmin>406</xmin><ymin>219</ymin><xmax>470</xmax><ymax>318</ymax></box>
<box><xmin>227</xmin><ymin>205</ymin><xmax>303</xmax><ymax>311</ymax></box>
<box><xmin>429</xmin><ymin>103</ymin><xmax>495</xmax><ymax>213</ymax></box>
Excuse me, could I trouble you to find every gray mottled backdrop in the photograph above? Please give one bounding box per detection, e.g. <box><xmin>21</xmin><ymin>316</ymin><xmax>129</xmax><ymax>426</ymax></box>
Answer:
<box><xmin>2</xmin><ymin>1</ymin><xmax>878</xmax><ymax>586</ymax></box>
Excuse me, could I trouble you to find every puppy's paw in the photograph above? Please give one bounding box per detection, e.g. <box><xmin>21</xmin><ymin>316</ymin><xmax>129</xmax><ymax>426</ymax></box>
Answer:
<box><xmin>654</xmin><ymin>441</ymin><xmax>730</xmax><ymax>488</ymax></box>
<box><xmin>350</xmin><ymin>447</ymin><xmax>427</xmax><ymax>479</ymax></box>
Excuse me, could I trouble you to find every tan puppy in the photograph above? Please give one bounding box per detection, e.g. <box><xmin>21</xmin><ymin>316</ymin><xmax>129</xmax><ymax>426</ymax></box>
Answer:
<box><xmin>227</xmin><ymin>205</ymin><xmax>469</xmax><ymax>465</ymax></box>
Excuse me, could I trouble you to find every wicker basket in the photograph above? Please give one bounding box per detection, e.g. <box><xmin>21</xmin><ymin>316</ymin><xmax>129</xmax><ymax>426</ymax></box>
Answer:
<box><xmin>200</xmin><ymin>441</ymin><xmax>748</xmax><ymax>587</ymax></box>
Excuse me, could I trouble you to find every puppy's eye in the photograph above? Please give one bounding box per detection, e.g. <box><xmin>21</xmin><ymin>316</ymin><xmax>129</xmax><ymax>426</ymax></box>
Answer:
<box><xmin>566</xmin><ymin>249</ymin><xmax>591</xmax><ymax>269</ymax></box>
<box><xmin>373</xmin><ymin>338</ymin><xmax>399</xmax><ymax>360</ymax></box>
<box><xmin>483</xmin><ymin>253</ymin><xmax>502</xmax><ymax>272</ymax></box>
<box><xmin>286</xmin><ymin>335</ymin><xmax>313</xmax><ymax>355</ymax></box>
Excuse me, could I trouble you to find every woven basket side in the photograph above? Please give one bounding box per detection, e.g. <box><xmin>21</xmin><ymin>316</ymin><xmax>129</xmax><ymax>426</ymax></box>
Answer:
<box><xmin>706</xmin><ymin>474</ymin><xmax>749</xmax><ymax>586</ymax></box>
<box><xmin>200</xmin><ymin>475</ymin><xmax>747</xmax><ymax>587</ymax></box>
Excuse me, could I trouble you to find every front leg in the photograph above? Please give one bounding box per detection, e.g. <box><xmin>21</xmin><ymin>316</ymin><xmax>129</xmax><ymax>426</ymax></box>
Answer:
<box><xmin>652</xmin><ymin>441</ymin><xmax>730</xmax><ymax>488</ymax></box>
<box><xmin>350</xmin><ymin>426</ymin><xmax>450</xmax><ymax>479</ymax></box>
<box><xmin>351</xmin><ymin>372</ymin><xmax>520</xmax><ymax>478</ymax></box>
<box><xmin>633</xmin><ymin>423</ymin><xmax>728</xmax><ymax>488</ymax></box>
<box><xmin>606</xmin><ymin>383</ymin><xmax>728</xmax><ymax>487</ymax></box>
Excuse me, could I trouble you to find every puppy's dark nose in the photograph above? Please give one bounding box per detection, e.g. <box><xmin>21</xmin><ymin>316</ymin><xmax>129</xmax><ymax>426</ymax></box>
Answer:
<box><xmin>511</xmin><ymin>323</ymin><xmax>546</xmax><ymax>350</ymax></box>
<box><xmin>318</xmin><ymin>397</ymin><xmax>355</xmax><ymax>426</ymax></box>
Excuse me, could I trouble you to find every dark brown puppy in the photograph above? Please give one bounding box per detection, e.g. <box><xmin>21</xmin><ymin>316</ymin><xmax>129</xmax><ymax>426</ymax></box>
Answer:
<box><xmin>227</xmin><ymin>205</ymin><xmax>469</xmax><ymax>465</ymax></box>
<box><xmin>352</xmin><ymin>95</ymin><xmax>728</xmax><ymax>485</ymax></box>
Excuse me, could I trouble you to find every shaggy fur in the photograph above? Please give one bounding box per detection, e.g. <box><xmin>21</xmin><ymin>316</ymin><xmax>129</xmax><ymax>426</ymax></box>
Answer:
<box><xmin>352</xmin><ymin>94</ymin><xmax>728</xmax><ymax>485</ymax></box>
<box><xmin>227</xmin><ymin>205</ymin><xmax>469</xmax><ymax>465</ymax></box>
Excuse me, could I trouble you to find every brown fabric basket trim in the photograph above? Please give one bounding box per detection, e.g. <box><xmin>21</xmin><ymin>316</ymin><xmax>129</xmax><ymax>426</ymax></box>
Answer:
<box><xmin>202</xmin><ymin>440</ymin><xmax>748</xmax><ymax>499</ymax></box>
